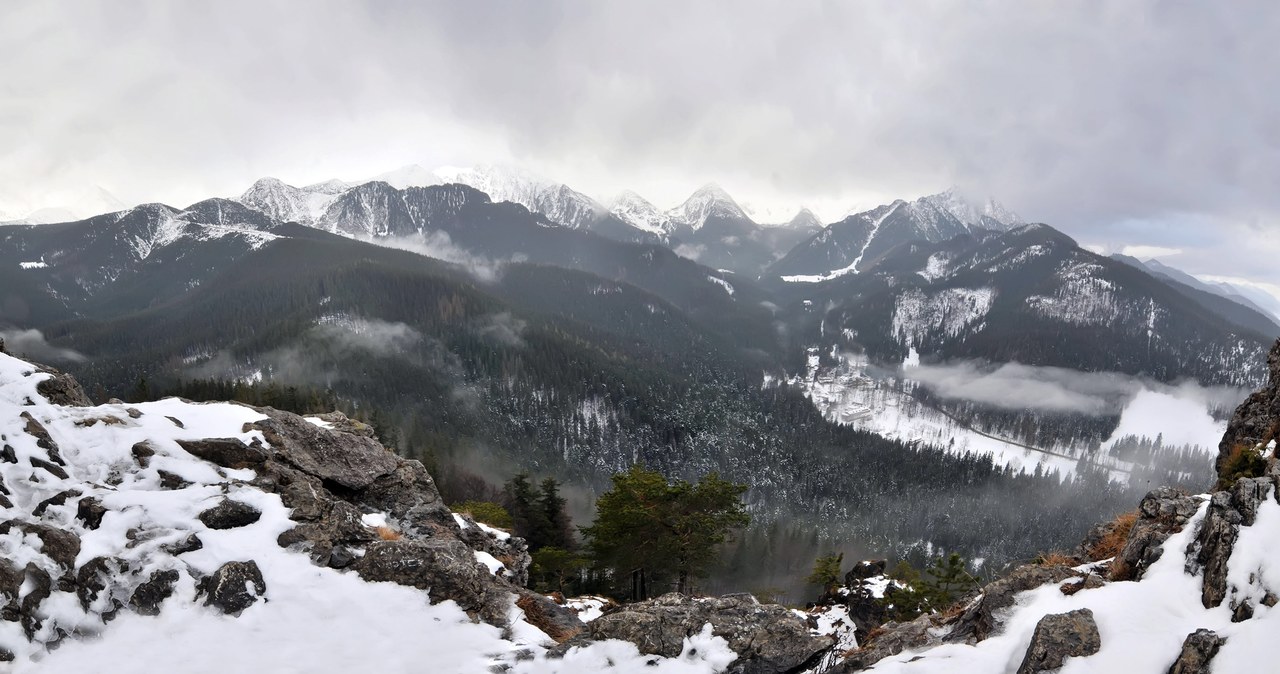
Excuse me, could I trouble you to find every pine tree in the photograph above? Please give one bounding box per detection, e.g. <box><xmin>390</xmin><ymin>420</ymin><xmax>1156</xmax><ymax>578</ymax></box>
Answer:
<box><xmin>806</xmin><ymin>552</ymin><xmax>845</xmax><ymax>597</ymax></box>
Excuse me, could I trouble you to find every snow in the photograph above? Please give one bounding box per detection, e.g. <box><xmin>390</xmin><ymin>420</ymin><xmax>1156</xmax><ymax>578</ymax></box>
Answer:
<box><xmin>18</xmin><ymin>261</ymin><xmax>47</xmax><ymax>270</ymax></box>
<box><xmin>564</xmin><ymin>596</ymin><xmax>610</xmax><ymax>623</ymax></box>
<box><xmin>0</xmin><ymin>351</ymin><xmax>738</xmax><ymax>673</ymax></box>
<box><xmin>609</xmin><ymin>190</ymin><xmax>670</xmax><ymax>234</ymax></box>
<box><xmin>870</xmin><ymin>493</ymin><xmax>1280</xmax><ymax>673</ymax></box>
<box><xmin>892</xmin><ymin>287</ymin><xmax>996</xmax><ymax>347</ymax></box>
<box><xmin>1102</xmin><ymin>387</ymin><xmax>1226</xmax><ymax>452</ymax></box>
<box><xmin>707</xmin><ymin>275</ymin><xmax>735</xmax><ymax>296</ymax></box>
<box><xmin>780</xmin><ymin>203</ymin><xmax>901</xmax><ymax>282</ymax></box>
<box><xmin>666</xmin><ymin>184</ymin><xmax>750</xmax><ymax>231</ymax></box>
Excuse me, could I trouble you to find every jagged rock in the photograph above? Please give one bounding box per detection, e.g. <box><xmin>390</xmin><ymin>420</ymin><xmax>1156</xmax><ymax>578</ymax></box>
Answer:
<box><xmin>1167</xmin><ymin>629</ymin><xmax>1225</xmax><ymax>674</ymax></box>
<box><xmin>1186</xmin><ymin>477</ymin><xmax>1276</xmax><ymax>608</ymax></box>
<box><xmin>0</xmin><ymin>444</ymin><xmax>15</xmax><ymax>463</ymax></box>
<box><xmin>1015</xmin><ymin>609</ymin><xmax>1101</xmax><ymax>674</ymax></box>
<box><xmin>327</xmin><ymin>547</ymin><xmax>357</xmax><ymax>569</ymax></box>
<box><xmin>828</xmin><ymin>612</ymin><xmax>939</xmax><ymax>672</ymax></box>
<box><xmin>455</xmin><ymin>513</ymin><xmax>531</xmax><ymax>587</ymax></box>
<box><xmin>163</xmin><ymin>533</ymin><xmax>203</xmax><ymax>556</ymax></box>
<box><xmin>176</xmin><ymin>437</ymin><xmax>267</xmax><ymax>469</ymax></box>
<box><xmin>130</xmin><ymin>441</ymin><xmax>156</xmax><ymax>467</ymax></box>
<box><xmin>75</xmin><ymin>556</ymin><xmax>126</xmax><ymax>612</ymax></box>
<box><xmin>129</xmin><ymin>569</ymin><xmax>180</xmax><ymax>616</ymax></box>
<box><xmin>31</xmin><ymin>488</ymin><xmax>79</xmax><ymax>516</ymax></box>
<box><xmin>32</xmin><ymin>365</ymin><xmax>92</xmax><ymax>406</ymax></box>
<box><xmin>354</xmin><ymin>458</ymin><xmax>456</xmax><ymax>534</ymax></box>
<box><xmin>76</xmin><ymin>496</ymin><xmax>107</xmax><ymax>529</ymax></box>
<box><xmin>248</xmin><ymin>411</ymin><xmax>398</xmax><ymax>490</ymax></box>
<box><xmin>19</xmin><ymin>564</ymin><xmax>51</xmax><ymax>639</ymax></box>
<box><xmin>275</xmin><ymin>498</ymin><xmax>374</xmax><ymax>563</ymax></box>
<box><xmin>198</xmin><ymin>499</ymin><xmax>262</xmax><ymax>529</ymax></box>
<box><xmin>0</xmin><ymin>520</ymin><xmax>81</xmax><ymax>570</ymax></box>
<box><xmin>1059</xmin><ymin>573</ymin><xmax>1105</xmax><ymax>596</ymax></box>
<box><xmin>0</xmin><ymin>647</ymin><xmax>12</xmax><ymax>662</ymax></box>
<box><xmin>589</xmin><ymin>593</ymin><xmax>833</xmax><ymax>674</ymax></box>
<box><xmin>945</xmin><ymin>564</ymin><xmax>1077</xmax><ymax>644</ymax></box>
<box><xmin>309</xmin><ymin>411</ymin><xmax>375</xmax><ymax>437</ymax></box>
<box><xmin>201</xmin><ymin>561</ymin><xmax>266</xmax><ymax>614</ymax></box>
<box><xmin>1217</xmin><ymin>338</ymin><xmax>1280</xmax><ymax>475</ymax></box>
<box><xmin>844</xmin><ymin>560</ymin><xmax>887</xmax><ymax>583</ymax></box>
<box><xmin>20</xmin><ymin>412</ymin><xmax>64</xmax><ymax>462</ymax></box>
<box><xmin>28</xmin><ymin>455</ymin><xmax>68</xmax><ymax>480</ymax></box>
<box><xmin>515</xmin><ymin>591</ymin><xmax>583</xmax><ymax>643</ymax></box>
<box><xmin>166</xmin><ymin>416</ymin><xmax>185</xmax><ymax>428</ymax></box>
<box><xmin>1114</xmin><ymin>487</ymin><xmax>1201</xmax><ymax>581</ymax></box>
<box><xmin>352</xmin><ymin>539</ymin><xmax>513</xmax><ymax>627</ymax></box>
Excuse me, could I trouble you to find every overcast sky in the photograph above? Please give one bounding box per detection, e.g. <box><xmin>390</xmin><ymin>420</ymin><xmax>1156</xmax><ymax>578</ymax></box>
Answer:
<box><xmin>3</xmin><ymin>1</ymin><xmax>1279</xmax><ymax>286</ymax></box>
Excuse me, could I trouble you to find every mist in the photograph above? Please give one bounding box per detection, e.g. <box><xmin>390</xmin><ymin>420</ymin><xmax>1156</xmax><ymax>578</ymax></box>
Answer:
<box><xmin>0</xmin><ymin>328</ymin><xmax>87</xmax><ymax>363</ymax></box>
<box><xmin>365</xmin><ymin>231</ymin><xmax>505</xmax><ymax>282</ymax></box>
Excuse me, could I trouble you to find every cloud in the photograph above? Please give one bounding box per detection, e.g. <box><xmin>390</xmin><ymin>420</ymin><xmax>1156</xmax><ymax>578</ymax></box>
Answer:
<box><xmin>903</xmin><ymin>358</ymin><xmax>1249</xmax><ymax>417</ymax></box>
<box><xmin>369</xmin><ymin>231</ymin><xmax>504</xmax><ymax>282</ymax></box>
<box><xmin>476</xmin><ymin>312</ymin><xmax>527</xmax><ymax>348</ymax></box>
<box><xmin>0</xmin><ymin>328</ymin><xmax>87</xmax><ymax>363</ymax></box>
<box><xmin>673</xmin><ymin>243</ymin><xmax>706</xmax><ymax>261</ymax></box>
<box><xmin>1120</xmin><ymin>245</ymin><xmax>1183</xmax><ymax>259</ymax></box>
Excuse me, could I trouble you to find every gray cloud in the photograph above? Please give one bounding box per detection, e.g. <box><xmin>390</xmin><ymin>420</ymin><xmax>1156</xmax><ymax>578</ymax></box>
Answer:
<box><xmin>905</xmin><ymin>359</ymin><xmax>1248</xmax><ymax>416</ymax></box>
<box><xmin>476</xmin><ymin>312</ymin><xmax>527</xmax><ymax>348</ymax></box>
<box><xmin>371</xmin><ymin>232</ymin><xmax>504</xmax><ymax>283</ymax></box>
<box><xmin>3</xmin><ymin>1</ymin><xmax>1280</xmax><ymax>282</ymax></box>
<box><xmin>0</xmin><ymin>329</ymin><xmax>87</xmax><ymax>363</ymax></box>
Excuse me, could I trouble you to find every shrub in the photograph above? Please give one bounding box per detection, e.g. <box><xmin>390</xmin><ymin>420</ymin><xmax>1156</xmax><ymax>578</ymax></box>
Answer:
<box><xmin>1216</xmin><ymin>443</ymin><xmax>1268</xmax><ymax>490</ymax></box>
<box><xmin>455</xmin><ymin>500</ymin><xmax>515</xmax><ymax>530</ymax></box>
<box><xmin>375</xmin><ymin>525</ymin><xmax>402</xmax><ymax>541</ymax></box>
<box><xmin>1086</xmin><ymin>510</ymin><xmax>1136</xmax><ymax>562</ymax></box>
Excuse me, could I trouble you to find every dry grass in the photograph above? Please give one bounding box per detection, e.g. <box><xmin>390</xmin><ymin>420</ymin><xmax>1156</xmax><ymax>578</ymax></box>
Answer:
<box><xmin>1088</xmin><ymin>510</ymin><xmax>1137</xmax><ymax>562</ymax></box>
<box><xmin>375</xmin><ymin>525</ymin><xmax>403</xmax><ymax>541</ymax></box>
<box><xmin>1035</xmin><ymin>551</ymin><xmax>1080</xmax><ymax>568</ymax></box>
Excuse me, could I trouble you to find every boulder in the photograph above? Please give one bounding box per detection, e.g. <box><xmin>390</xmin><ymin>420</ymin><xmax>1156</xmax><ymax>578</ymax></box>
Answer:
<box><xmin>163</xmin><ymin>533</ymin><xmax>204</xmax><ymax>556</ymax></box>
<box><xmin>76</xmin><ymin>496</ymin><xmax>108</xmax><ymax>529</ymax></box>
<box><xmin>248</xmin><ymin>411</ymin><xmax>398</xmax><ymax>490</ymax></box>
<box><xmin>834</xmin><ymin>612</ymin><xmax>939</xmax><ymax>672</ymax></box>
<box><xmin>352</xmin><ymin>539</ymin><xmax>513</xmax><ymax>627</ymax></box>
<box><xmin>75</xmin><ymin>556</ymin><xmax>126</xmax><ymax>612</ymax></box>
<box><xmin>130</xmin><ymin>441</ymin><xmax>156</xmax><ymax>467</ymax></box>
<box><xmin>589</xmin><ymin>593</ymin><xmax>834</xmax><ymax>674</ymax></box>
<box><xmin>198</xmin><ymin>499</ymin><xmax>262</xmax><ymax>530</ymax></box>
<box><xmin>200</xmin><ymin>561</ymin><xmax>266</xmax><ymax>614</ymax></box>
<box><xmin>945</xmin><ymin>564</ymin><xmax>1076</xmax><ymax>644</ymax></box>
<box><xmin>32</xmin><ymin>365</ymin><xmax>92</xmax><ymax>406</ymax></box>
<box><xmin>1216</xmin><ymin>338</ymin><xmax>1280</xmax><ymax>476</ymax></box>
<box><xmin>1186</xmin><ymin>477</ymin><xmax>1275</xmax><ymax>608</ymax></box>
<box><xmin>176</xmin><ymin>437</ymin><xmax>267</xmax><ymax>469</ymax></box>
<box><xmin>129</xmin><ymin>569</ymin><xmax>180</xmax><ymax>616</ymax></box>
<box><xmin>844</xmin><ymin>560</ymin><xmax>887</xmax><ymax>583</ymax></box>
<box><xmin>1167</xmin><ymin>629</ymin><xmax>1225</xmax><ymax>674</ymax></box>
<box><xmin>0</xmin><ymin>520</ymin><xmax>81</xmax><ymax>570</ymax></box>
<box><xmin>1015</xmin><ymin>609</ymin><xmax>1101</xmax><ymax>674</ymax></box>
<box><xmin>1113</xmin><ymin>487</ymin><xmax>1200</xmax><ymax>581</ymax></box>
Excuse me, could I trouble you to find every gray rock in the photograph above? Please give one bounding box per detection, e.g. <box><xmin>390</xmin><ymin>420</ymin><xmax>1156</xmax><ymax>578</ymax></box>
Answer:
<box><xmin>1166</xmin><ymin>629</ymin><xmax>1224</xmax><ymax>674</ymax></box>
<box><xmin>157</xmin><ymin>470</ymin><xmax>192</xmax><ymax>490</ymax></box>
<box><xmin>130</xmin><ymin>441</ymin><xmax>156</xmax><ymax>467</ymax></box>
<box><xmin>18</xmin><ymin>564</ymin><xmax>51</xmax><ymax>639</ymax></box>
<box><xmin>946</xmin><ymin>564</ymin><xmax>1077</xmax><ymax>644</ymax></box>
<box><xmin>1186</xmin><ymin>477</ymin><xmax>1275</xmax><ymax>608</ymax></box>
<box><xmin>163</xmin><ymin>533</ymin><xmax>204</xmax><ymax>556</ymax></box>
<box><xmin>248</xmin><ymin>411</ymin><xmax>398</xmax><ymax>490</ymax></box>
<box><xmin>129</xmin><ymin>569</ymin><xmax>180</xmax><ymax>616</ymax></box>
<box><xmin>830</xmin><ymin>612</ymin><xmax>938</xmax><ymax>672</ymax></box>
<box><xmin>455</xmin><ymin>512</ymin><xmax>530</xmax><ymax>587</ymax></box>
<box><xmin>198</xmin><ymin>499</ymin><xmax>262</xmax><ymax>530</ymax></box>
<box><xmin>844</xmin><ymin>559</ymin><xmax>887</xmax><ymax>583</ymax></box>
<box><xmin>1216</xmin><ymin>338</ymin><xmax>1280</xmax><ymax>475</ymax></box>
<box><xmin>1015</xmin><ymin>609</ymin><xmax>1101</xmax><ymax>674</ymax></box>
<box><xmin>76</xmin><ymin>496</ymin><xmax>107</xmax><ymax>529</ymax></box>
<box><xmin>29</xmin><ymin>456</ymin><xmax>69</xmax><ymax>480</ymax></box>
<box><xmin>0</xmin><ymin>520</ymin><xmax>81</xmax><ymax>570</ymax></box>
<box><xmin>200</xmin><ymin>561</ymin><xmax>266</xmax><ymax>615</ymax></box>
<box><xmin>0</xmin><ymin>444</ymin><xmax>15</xmax><ymax>463</ymax></box>
<box><xmin>32</xmin><ymin>488</ymin><xmax>80</xmax><ymax>517</ymax></box>
<box><xmin>32</xmin><ymin>365</ymin><xmax>92</xmax><ymax>406</ymax></box>
<box><xmin>176</xmin><ymin>437</ymin><xmax>267</xmax><ymax>469</ymax></box>
<box><xmin>1114</xmin><ymin>487</ymin><xmax>1200</xmax><ymax>581</ymax></box>
<box><xmin>589</xmin><ymin>593</ymin><xmax>833</xmax><ymax>674</ymax></box>
<box><xmin>352</xmin><ymin>539</ymin><xmax>513</xmax><ymax>627</ymax></box>
<box><xmin>20</xmin><ymin>412</ymin><xmax>64</xmax><ymax>462</ymax></box>
<box><xmin>75</xmin><ymin>556</ymin><xmax>126</xmax><ymax>612</ymax></box>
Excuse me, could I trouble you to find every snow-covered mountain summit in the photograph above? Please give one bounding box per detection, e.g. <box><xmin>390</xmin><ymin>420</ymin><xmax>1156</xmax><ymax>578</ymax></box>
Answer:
<box><xmin>608</xmin><ymin>190</ymin><xmax>670</xmax><ymax>234</ymax></box>
<box><xmin>238</xmin><ymin>177</ymin><xmax>341</xmax><ymax>225</ymax></box>
<box><xmin>666</xmin><ymin>183</ymin><xmax>753</xmax><ymax>232</ymax></box>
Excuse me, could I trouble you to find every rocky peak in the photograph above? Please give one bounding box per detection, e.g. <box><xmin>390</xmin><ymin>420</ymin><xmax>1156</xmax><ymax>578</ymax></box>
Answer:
<box><xmin>668</xmin><ymin>183</ymin><xmax>752</xmax><ymax>230</ymax></box>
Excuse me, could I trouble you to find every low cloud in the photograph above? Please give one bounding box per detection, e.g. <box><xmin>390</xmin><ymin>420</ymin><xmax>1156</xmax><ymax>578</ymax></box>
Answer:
<box><xmin>904</xmin><ymin>359</ymin><xmax>1248</xmax><ymax>416</ymax></box>
<box><xmin>1120</xmin><ymin>245</ymin><xmax>1183</xmax><ymax>259</ymax></box>
<box><xmin>673</xmin><ymin>243</ymin><xmax>706</xmax><ymax>261</ymax></box>
<box><xmin>476</xmin><ymin>312</ymin><xmax>527</xmax><ymax>348</ymax></box>
<box><xmin>0</xmin><ymin>328</ymin><xmax>87</xmax><ymax>363</ymax></box>
<box><xmin>366</xmin><ymin>231</ymin><xmax>504</xmax><ymax>283</ymax></box>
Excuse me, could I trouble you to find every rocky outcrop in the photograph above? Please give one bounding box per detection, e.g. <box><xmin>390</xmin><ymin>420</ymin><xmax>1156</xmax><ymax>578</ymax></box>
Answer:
<box><xmin>833</xmin><ymin>612</ymin><xmax>939</xmax><ymax>672</ymax></box>
<box><xmin>1113</xmin><ymin>487</ymin><xmax>1201</xmax><ymax>581</ymax></box>
<box><xmin>352</xmin><ymin>538</ymin><xmax>514</xmax><ymax>626</ymax></box>
<box><xmin>1166</xmin><ymin>629</ymin><xmax>1224</xmax><ymax>674</ymax></box>
<box><xmin>588</xmin><ymin>593</ymin><xmax>834</xmax><ymax>674</ymax></box>
<box><xmin>198</xmin><ymin>498</ymin><xmax>263</xmax><ymax>529</ymax></box>
<box><xmin>1015</xmin><ymin>609</ymin><xmax>1100</xmax><ymax>674</ymax></box>
<box><xmin>247</xmin><ymin>412</ymin><xmax>399</xmax><ymax>489</ymax></box>
<box><xmin>1216</xmin><ymin>338</ymin><xmax>1280</xmax><ymax>475</ymax></box>
<box><xmin>1185</xmin><ymin>476</ymin><xmax>1277</xmax><ymax>609</ymax></box>
<box><xmin>946</xmin><ymin>564</ymin><xmax>1076</xmax><ymax>644</ymax></box>
<box><xmin>200</xmin><ymin>561</ymin><xmax>267</xmax><ymax>615</ymax></box>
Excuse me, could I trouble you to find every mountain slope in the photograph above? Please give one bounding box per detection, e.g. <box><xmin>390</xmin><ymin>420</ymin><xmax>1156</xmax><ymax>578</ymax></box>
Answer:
<box><xmin>1109</xmin><ymin>255</ymin><xmax>1280</xmax><ymax>336</ymax></box>
<box><xmin>238</xmin><ymin>177</ymin><xmax>346</xmax><ymax>225</ymax></box>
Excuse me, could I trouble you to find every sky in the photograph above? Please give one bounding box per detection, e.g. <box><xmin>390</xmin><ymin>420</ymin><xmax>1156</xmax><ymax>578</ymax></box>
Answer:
<box><xmin>2</xmin><ymin>1</ymin><xmax>1280</xmax><ymax>284</ymax></box>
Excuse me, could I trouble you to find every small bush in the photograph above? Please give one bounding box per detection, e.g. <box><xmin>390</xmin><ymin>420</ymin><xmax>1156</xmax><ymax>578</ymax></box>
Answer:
<box><xmin>1216</xmin><ymin>444</ymin><xmax>1268</xmax><ymax>489</ymax></box>
<box><xmin>1034</xmin><ymin>552</ymin><xmax>1079</xmax><ymax>567</ymax></box>
<box><xmin>1087</xmin><ymin>511</ymin><xmax>1136</xmax><ymax>562</ymax></box>
<box><xmin>375</xmin><ymin>525</ymin><xmax>402</xmax><ymax>541</ymax></box>
<box><xmin>454</xmin><ymin>501</ymin><xmax>515</xmax><ymax>530</ymax></box>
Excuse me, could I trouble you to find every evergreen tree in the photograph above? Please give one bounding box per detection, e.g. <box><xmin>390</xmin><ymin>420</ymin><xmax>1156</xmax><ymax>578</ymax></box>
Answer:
<box><xmin>806</xmin><ymin>552</ymin><xmax>845</xmax><ymax>597</ymax></box>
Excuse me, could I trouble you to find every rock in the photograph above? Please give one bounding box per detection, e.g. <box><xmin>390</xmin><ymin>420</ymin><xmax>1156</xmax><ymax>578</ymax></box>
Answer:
<box><xmin>1059</xmin><ymin>573</ymin><xmax>1105</xmax><ymax>596</ymax></box>
<box><xmin>1166</xmin><ymin>629</ymin><xmax>1225</xmax><ymax>674</ymax></box>
<box><xmin>176</xmin><ymin>437</ymin><xmax>267</xmax><ymax>469</ymax></box>
<box><xmin>0</xmin><ymin>520</ymin><xmax>81</xmax><ymax>570</ymax></box>
<box><xmin>200</xmin><ymin>561</ymin><xmax>266</xmax><ymax>614</ymax></box>
<box><xmin>0</xmin><ymin>444</ymin><xmax>15</xmax><ymax>463</ymax></box>
<box><xmin>1015</xmin><ymin>609</ymin><xmax>1101</xmax><ymax>674</ymax></box>
<box><xmin>588</xmin><ymin>593</ymin><xmax>833</xmax><ymax>674</ymax></box>
<box><xmin>157</xmin><ymin>470</ymin><xmax>193</xmax><ymax>490</ymax></box>
<box><xmin>1113</xmin><ymin>487</ymin><xmax>1201</xmax><ymax>581</ymax></box>
<box><xmin>76</xmin><ymin>496</ymin><xmax>108</xmax><ymax>529</ymax></box>
<box><xmin>130</xmin><ymin>441</ymin><xmax>156</xmax><ymax>467</ymax></box>
<box><xmin>1186</xmin><ymin>477</ymin><xmax>1275</xmax><ymax>608</ymax></box>
<box><xmin>18</xmin><ymin>564</ymin><xmax>51</xmax><ymax>639</ymax></box>
<box><xmin>1217</xmin><ymin>339</ymin><xmax>1280</xmax><ymax>475</ymax></box>
<box><xmin>275</xmin><ymin>498</ymin><xmax>374</xmax><ymax>564</ymax></box>
<box><xmin>844</xmin><ymin>560</ymin><xmax>887</xmax><ymax>583</ymax></box>
<box><xmin>455</xmin><ymin>512</ymin><xmax>531</xmax><ymax>587</ymax></box>
<box><xmin>834</xmin><ymin>612</ymin><xmax>938</xmax><ymax>672</ymax></box>
<box><xmin>33</xmin><ymin>366</ymin><xmax>92</xmax><ymax>406</ymax></box>
<box><xmin>31</xmin><ymin>488</ymin><xmax>80</xmax><ymax>517</ymax></box>
<box><xmin>198</xmin><ymin>499</ymin><xmax>262</xmax><ymax>529</ymax></box>
<box><xmin>515</xmin><ymin>591</ymin><xmax>584</xmax><ymax>643</ymax></box>
<box><xmin>20</xmin><ymin>412</ymin><xmax>64</xmax><ymax>463</ymax></box>
<box><xmin>946</xmin><ymin>564</ymin><xmax>1077</xmax><ymax>644</ymax></box>
<box><xmin>352</xmin><ymin>539</ymin><xmax>513</xmax><ymax>627</ymax></box>
<box><xmin>29</xmin><ymin>456</ymin><xmax>69</xmax><ymax>480</ymax></box>
<box><xmin>358</xmin><ymin>460</ymin><xmax>454</xmax><ymax>531</ymax></box>
<box><xmin>163</xmin><ymin>533</ymin><xmax>203</xmax><ymax>556</ymax></box>
<box><xmin>248</xmin><ymin>411</ymin><xmax>399</xmax><ymax>489</ymax></box>
<box><xmin>327</xmin><ymin>547</ymin><xmax>357</xmax><ymax>569</ymax></box>
<box><xmin>126</xmin><ymin>407</ymin><xmax>143</xmax><ymax>419</ymax></box>
<box><xmin>75</xmin><ymin>556</ymin><xmax>125</xmax><ymax>612</ymax></box>
<box><xmin>129</xmin><ymin>569</ymin><xmax>180</xmax><ymax>616</ymax></box>
<box><xmin>166</xmin><ymin>416</ymin><xmax>185</xmax><ymax>428</ymax></box>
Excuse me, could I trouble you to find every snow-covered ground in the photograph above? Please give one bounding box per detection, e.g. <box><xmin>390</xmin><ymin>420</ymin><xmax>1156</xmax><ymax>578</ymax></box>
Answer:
<box><xmin>0</xmin><ymin>352</ymin><xmax>739</xmax><ymax>673</ymax></box>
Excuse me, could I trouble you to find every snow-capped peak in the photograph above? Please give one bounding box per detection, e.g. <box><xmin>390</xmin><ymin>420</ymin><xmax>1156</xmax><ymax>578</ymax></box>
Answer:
<box><xmin>608</xmin><ymin>190</ymin><xmax>669</xmax><ymax>234</ymax></box>
<box><xmin>786</xmin><ymin>207</ymin><xmax>824</xmax><ymax>231</ymax></box>
<box><xmin>918</xmin><ymin>188</ymin><xmax>1022</xmax><ymax>231</ymax></box>
<box><xmin>238</xmin><ymin>177</ymin><xmax>343</xmax><ymax>225</ymax></box>
<box><xmin>417</xmin><ymin>164</ymin><xmax>606</xmax><ymax>230</ymax></box>
<box><xmin>372</xmin><ymin>164</ymin><xmax>439</xmax><ymax>190</ymax></box>
<box><xmin>667</xmin><ymin>183</ymin><xmax>752</xmax><ymax>230</ymax></box>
